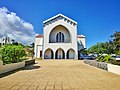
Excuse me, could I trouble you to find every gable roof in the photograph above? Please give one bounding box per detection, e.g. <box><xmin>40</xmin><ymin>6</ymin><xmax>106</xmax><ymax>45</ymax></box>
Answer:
<box><xmin>43</xmin><ymin>14</ymin><xmax>77</xmax><ymax>25</ymax></box>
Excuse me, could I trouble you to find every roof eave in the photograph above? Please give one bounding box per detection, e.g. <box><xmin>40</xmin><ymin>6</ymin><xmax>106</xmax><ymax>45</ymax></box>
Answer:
<box><xmin>43</xmin><ymin>14</ymin><xmax>77</xmax><ymax>24</ymax></box>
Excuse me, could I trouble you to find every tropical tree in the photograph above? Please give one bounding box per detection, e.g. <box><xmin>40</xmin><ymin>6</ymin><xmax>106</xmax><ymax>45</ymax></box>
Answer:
<box><xmin>11</xmin><ymin>39</ymin><xmax>15</xmax><ymax>44</ymax></box>
<box><xmin>30</xmin><ymin>43</ymin><xmax>34</xmax><ymax>48</ymax></box>
<box><xmin>80</xmin><ymin>48</ymin><xmax>88</xmax><ymax>55</ymax></box>
<box><xmin>88</xmin><ymin>42</ymin><xmax>108</xmax><ymax>54</ymax></box>
<box><xmin>12</xmin><ymin>42</ymin><xmax>19</xmax><ymax>45</ymax></box>
<box><xmin>110</xmin><ymin>31</ymin><xmax>120</xmax><ymax>55</ymax></box>
<box><xmin>88</xmin><ymin>31</ymin><xmax>120</xmax><ymax>55</ymax></box>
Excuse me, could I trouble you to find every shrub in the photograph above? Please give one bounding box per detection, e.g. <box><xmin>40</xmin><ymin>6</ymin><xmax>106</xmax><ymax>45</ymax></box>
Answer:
<box><xmin>0</xmin><ymin>55</ymin><xmax>2</xmax><ymax>61</ymax></box>
<box><xmin>0</xmin><ymin>45</ymin><xmax>26</xmax><ymax>64</ymax></box>
<box><xmin>103</xmin><ymin>55</ymin><xmax>115</xmax><ymax>63</ymax></box>
<box><xmin>97</xmin><ymin>55</ymin><xmax>115</xmax><ymax>63</ymax></box>
<box><xmin>96</xmin><ymin>55</ymin><xmax>105</xmax><ymax>62</ymax></box>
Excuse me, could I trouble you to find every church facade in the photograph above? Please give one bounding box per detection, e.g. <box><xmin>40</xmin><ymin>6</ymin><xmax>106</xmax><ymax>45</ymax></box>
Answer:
<box><xmin>34</xmin><ymin>14</ymin><xmax>86</xmax><ymax>59</ymax></box>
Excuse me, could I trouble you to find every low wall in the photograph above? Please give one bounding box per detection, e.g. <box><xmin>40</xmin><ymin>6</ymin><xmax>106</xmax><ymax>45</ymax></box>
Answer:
<box><xmin>84</xmin><ymin>60</ymin><xmax>120</xmax><ymax>75</ymax></box>
<box><xmin>108</xmin><ymin>64</ymin><xmax>120</xmax><ymax>75</ymax></box>
<box><xmin>84</xmin><ymin>60</ymin><xmax>108</xmax><ymax>70</ymax></box>
<box><xmin>25</xmin><ymin>59</ymin><xmax>35</xmax><ymax>66</ymax></box>
<box><xmin>0</xmin><ymin>61</ymin><xmax>25</xmax><ymax>74</ymax></box>
<box><xmin>0</xmin><ymin>59</ymin><xmax>35</xmax><ymax>75</ymax></box>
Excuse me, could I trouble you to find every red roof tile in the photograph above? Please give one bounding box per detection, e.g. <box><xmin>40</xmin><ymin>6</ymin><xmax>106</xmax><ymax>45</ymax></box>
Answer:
<box><xmin>77</xmin><ymin>35</ymin><xmax>85</xmax><ymax>38</ymax></box>
<box><xmin>36</xmin><ymin>34</ymin><xmax>43</xmax><ymax>38</ymax></box>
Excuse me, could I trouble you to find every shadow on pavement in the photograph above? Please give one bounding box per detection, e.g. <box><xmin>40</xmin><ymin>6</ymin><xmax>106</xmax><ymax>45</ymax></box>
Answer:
<box><xmin>22</xmin><ymin>65</ymin><xmax>41</xmax><ymax>70</ymax></box>
<box><xmin>0</xmin><ymin>64</ymin><xmax>41</xmax><ymax>78</ymax></box>
<box><xmin>0</xmin><ymin>69</ymin><xmax>21</xmax><ymax>78</ymax></box>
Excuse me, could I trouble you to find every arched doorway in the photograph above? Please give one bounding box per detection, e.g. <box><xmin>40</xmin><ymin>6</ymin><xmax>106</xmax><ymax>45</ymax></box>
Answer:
<box><xmin>55</xmin><ymin>48</ymin><xmax>65</xmax><ymax>59</ymax></box>
<box><xmin>44</xmin><ymin>48</ymin><xmax>54</xmax><ymax>59</ymax></box>
<box><xmin>67</xmin><ymin>49</ymin><xmax>75</xmax><ymax>59</ymax></box>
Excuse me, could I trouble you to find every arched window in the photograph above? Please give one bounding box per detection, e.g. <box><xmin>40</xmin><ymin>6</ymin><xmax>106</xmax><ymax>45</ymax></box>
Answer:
<box><xmin>56</xmin><ymin>34</ymin><xmax>59</xmax><ymax>42</ymax></box>
<box><xmin>62</xmin><ymin>33</ymin><xmax>64</xmax><ymax>42</ymax></box>
<box><xmin>56</xmin><ymin>32</ymin><xmax>64</xmax><ymax>42</ymax></box>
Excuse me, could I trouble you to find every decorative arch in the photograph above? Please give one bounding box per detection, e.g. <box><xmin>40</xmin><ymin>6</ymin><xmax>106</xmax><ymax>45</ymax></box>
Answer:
<box><xmin>44</xmin><ymin>48</ymin><xmax>54</xmax><ymax>59</ymax></box>
<box><xmin>55</xmin><ymin>48</ymin><xmax>65</xmax><ymax>59</ymax></box>
<box><xmin>49</xmin><ymin>25</ymin><xmax>71</xmax><ymax>43</ymax></box>
<box><xmin>67</xmin><ymin>48</ymin><xmax>75</xmax><ymax>59</ymax></box>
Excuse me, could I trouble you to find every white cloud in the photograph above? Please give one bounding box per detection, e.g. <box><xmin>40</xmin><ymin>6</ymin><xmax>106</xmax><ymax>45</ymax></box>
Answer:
<box><xmin>0</xmin><ymin>7</ymin><xmax>36</xmax><ymax>45</ymax></box>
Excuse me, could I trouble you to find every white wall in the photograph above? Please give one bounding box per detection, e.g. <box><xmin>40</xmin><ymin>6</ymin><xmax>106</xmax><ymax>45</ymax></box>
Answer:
<box><xmin>77</xmin><ymin>37</ymin><xmax>86</xmax><ymax>50</ymax></box>
<box><xmin>0</xmin><ymin>61</ymin><xmax>25</xmax><ymax>74</ymax></box>
<box><xmin>108</xmin><ymin>64</ymin><xmax>120</xmax><ymax>75</ymax></box>
<box><xmin>34</xmin><ymin>38</ymin><xmax>43</xmax><ymax>58</ymax></box>
<box><xmin>43</xmin><ymin>15</ymin><xmax>78</xmax><ymax>59</ymax></box>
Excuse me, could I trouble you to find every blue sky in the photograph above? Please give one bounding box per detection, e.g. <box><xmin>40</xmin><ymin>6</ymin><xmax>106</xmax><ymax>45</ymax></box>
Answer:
<box><xmin>0</xmin><ymin>0</ymin><xmax>120</xmax><ymax>48</ymax></box>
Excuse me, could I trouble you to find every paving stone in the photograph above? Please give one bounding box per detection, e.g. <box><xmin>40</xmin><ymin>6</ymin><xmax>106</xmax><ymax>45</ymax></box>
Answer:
<box><xmin>46</xmin><ymin>85</ymin><xmax>54</xmax><ymax>90</ymax></box>
<box><xmin>55</xmin><ymin>85</ymin><xmax>62</xmax><ymax>90</ymax></box>
<box><xmin>19</xmin><ymin>85</ymin><xmax>30</xmax><ymax>90</ymax></box>
<box><xmin>0</xmin><ymin>60</ymin><xmax>120</xmax><ymax>90</ymax></box>
<box><xmin>36</xmin><ymin>85</ymin><xmax>46</xmax><ymax>90</ymax></box>
<box><xmin>27</xmin><ymin>85</ymin><xmax>38</xmax><ymax>90</ymax></box>
<box><xmin>11</xmin><ymin>85</ymin><xmax>20</xmax><ymax>90</ymax></box>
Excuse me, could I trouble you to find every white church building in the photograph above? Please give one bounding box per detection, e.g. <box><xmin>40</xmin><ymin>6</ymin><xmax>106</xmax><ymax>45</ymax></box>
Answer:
<box><xmin>34</xmin><ymin>14</ymin><xmax>86</xmax><ymax>60</ymax></box>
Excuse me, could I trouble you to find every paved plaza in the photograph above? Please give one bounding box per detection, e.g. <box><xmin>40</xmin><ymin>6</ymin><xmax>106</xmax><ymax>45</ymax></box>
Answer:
<box><xmin>0</xmin><ymin>60</ymin><xmax>120</xmax><ymax>90</ymax></box>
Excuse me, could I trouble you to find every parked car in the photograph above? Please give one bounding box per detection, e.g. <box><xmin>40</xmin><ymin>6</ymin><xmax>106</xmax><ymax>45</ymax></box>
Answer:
<box><xmin>112</xmin><ymin>56</ymin><xmax>120</xmax><ymax>61</ymax></box>
<box><xmin>79</xmin><ymin>55</ymin><xmax>95</xmax><ymax>60</ymax></box>
<box><xmin>88</xmin><ymin>56</ymin><xmax>96</xmax><ymax>60</ymax></box>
